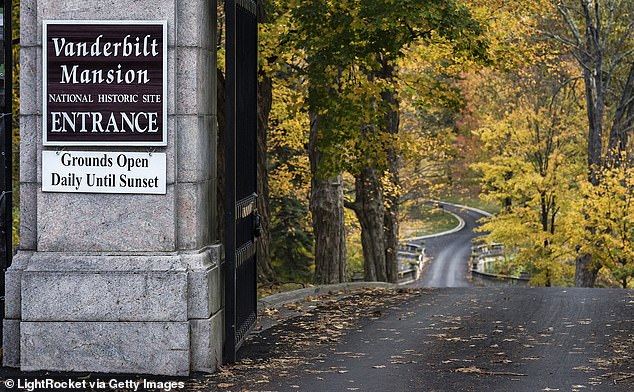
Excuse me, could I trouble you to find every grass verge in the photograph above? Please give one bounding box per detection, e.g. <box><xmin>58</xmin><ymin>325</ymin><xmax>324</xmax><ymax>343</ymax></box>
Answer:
<box><xmin>400</xmin><ymin>204</ymin><xmax>461</xmax><ymax>238</ymax></box>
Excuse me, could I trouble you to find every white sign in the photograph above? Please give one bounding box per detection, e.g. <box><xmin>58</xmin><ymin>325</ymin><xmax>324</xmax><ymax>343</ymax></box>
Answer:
<box><xmin>43</xmin><ymin>151</ymin><xmax>166</xmax><ymax>194</ymax></box>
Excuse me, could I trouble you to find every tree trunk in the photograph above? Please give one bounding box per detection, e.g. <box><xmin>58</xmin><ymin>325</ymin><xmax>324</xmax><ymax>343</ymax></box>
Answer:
<box><xmin>309</xmin><ymin>114</ymin><xmax>347</xmax><ymax>284</ymax></box>
<box><xmin>384</xmin><ymin>179</ymin><xmax>399</xmax><ymax>283</ymax></box>
<box><xmin>347</xmin><ymin>60</ymin><xmax>401</xmax><ymax>284</ymax></box>
<box><xmin>583</xmin><ymin>66</ymin><xmax>604</xmax><ymax>186</ymax></box>
<box><xmin>256</xmin><ymin>58</ymin><xmax>275</xmax><ymax>284</ymax></box>
<box><xmin>255</xmin><ymin>0</ymin><xmax>276</xmax><ymax>283</ymax></box>
<box><xmin>574</xmin><ymin>253</ymin><xmax>599</xmax><ymax>288</ymax></box>
<box><xmin>573</xmin><ymin>31</ymin><xmax>603</xmax><ymax>288</ymax></box>
<box><xmin>380</xmin><ymin>79</ymin><xmax>401</xmax><ymax>284</ymax></box>
<box><xmin>574</xmin><ymin>3</ymin><xmax>605</xmax><ymax>287</ymax></box>
<box><xmin>352</xmin><ymin>166</ymin><xmax>387</xmax><ymax>282</ymax></box>
<box><xmin>311</xmin><ymin>174</ymin><xmax>347</xmax><ymax>284</ymax></box>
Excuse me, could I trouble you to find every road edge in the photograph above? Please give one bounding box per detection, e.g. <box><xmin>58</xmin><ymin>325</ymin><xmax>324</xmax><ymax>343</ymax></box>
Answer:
<box><xmin>258</xmin><ymin>282</ymin><xmax>396</xmax><ymax>310</ymax></box>
<box><xmin>405</xmin><ymin>201</ymin><xmax>493</xmax><ymax>242</ymax></box>
<box><xmin>405</xmin><ymin>210</ymin><xmax>466</xmax><ymax>241</ymax></box>
<box><xmin>435</xmin><ymin>201</ymin><xmax>494</xmax><ymax>218</ymax></box>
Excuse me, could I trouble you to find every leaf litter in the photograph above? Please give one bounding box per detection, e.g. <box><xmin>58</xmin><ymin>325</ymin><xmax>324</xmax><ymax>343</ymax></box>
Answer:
<box><xmin>201</xmin><ymin>287</ymin><xmax>423</xmax><ymax>390</ymax></box>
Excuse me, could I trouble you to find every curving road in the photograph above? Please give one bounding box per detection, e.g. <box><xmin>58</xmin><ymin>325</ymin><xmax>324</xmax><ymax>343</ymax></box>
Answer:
<box><xmin>411</xmin><ymin>202</ymin><xmax>490</xmax><ymax>288</ymax></box>
<box><xmin>209</xmin><ymin>203</ymin><xmax>634</xmax><ymax>391</ymax></box>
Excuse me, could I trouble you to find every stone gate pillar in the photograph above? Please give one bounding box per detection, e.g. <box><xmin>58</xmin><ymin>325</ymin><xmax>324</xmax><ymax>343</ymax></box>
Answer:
<box><xmin>3</xmin><ymin>0</ymin><xmax>222</xmax><ymax>375</ymax></box>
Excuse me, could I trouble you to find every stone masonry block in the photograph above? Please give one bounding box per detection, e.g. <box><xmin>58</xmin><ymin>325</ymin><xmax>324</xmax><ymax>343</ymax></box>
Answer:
<box><xmin>21</xmin><ymin>321</ymin><xmax>190</xmax><ymax>376</ymax></box>
<box><xmin>182</xmin><ymin>247</ymin><xmax>218</xmax><ymax>319</ymax></box>
<box><xmin>24</xmin><ymin>253</ymin><xmax>185</xmax><ymax>272</ymax></box>
<box><xmin>20</xmin><ymin>0</ymin><xmax>38</xmax><ymax>47</ymax></box>
<box><xmin>178</xmin><ymin>0</ymin><xmax>215</xmax><ymax>49</ymax></box>
<box><xmin>4</xmin><ymin>270</ymin><xmax>22</xmax><ymax>319</ymax></box>
<box><xmin>176</xmin><ymin>47</ymin><xmax>215</xmax><ymax>115</ymax></box>
<box><xmin>18</xmin><ymin>184</ymin><xmax>37</xmax><ymax>251</ymax></box>
<box><xmin>208</xmin><ymin>264</ymin><xmax>223</xmax><ymax>315</ymax></box>
<box><xmin>5</xmin><ymin>271</ymin><xmax>22</xmax><ymax>320</ymax></box>
<box><xmin>3</xmin><ymin>319</ymin><xmax>20</xmax><ymax>368</ymax></box>
<box><xmin>177</xmin><ymin>115</ymin><xmax>214</xmax><ymax>183</ymax></box>
<box><xmin>38</xmin><ymin>1</ymin><xmax>176</xmax><ymax>46</ymax></box>
<box><xmin>190</xmin><ymin>310</ymin><xmax>223</xmax><ymax>373</ymax></box>
<box><xmin>36</xmin><ymin>187</ymin><xmax>176</xmax><ymax>252</ymax></box>
<box><xmin>20</xmin><ymin>46</ymin><xmax>41</xmax><ymax>116</ymax></box>
<box><xmin>165</xmin><ymin>47</ymin><xmax>177</xmax><ymax>116</ymax></box>
<box><xmin>177</xmin><ymin>180</ymin><xmax>213</xmax><ymax>250</ymax></box>
<box><xmin>164</xmin><ymin>115</ymin><xmax>177</xmax><ymax>185</ymax></box>
<box><xmin>4</xmin><ymin>252</ymin><xmax>33</xmax><ymax>319</ymax></box>
<box><xmin>187</xmin><ymin>268</ymin><xmax>212</xmax><ymax>319</ymax></box>
<box><xmin>19</xmin><ymin>115</ymin><xmax>39</xmax><ymax>183</ymax></box>
<box><xmin>21</xmin><ymin>271</ymin><xmax>188</xmax><ymax>322</ymax></box>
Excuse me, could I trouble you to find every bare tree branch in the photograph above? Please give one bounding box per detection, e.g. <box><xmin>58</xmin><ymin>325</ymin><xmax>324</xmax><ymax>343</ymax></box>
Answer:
<box><xmin>556</xmin><ymin>1</ymin><xmax>583</xmax><ymax>46</ymax></box>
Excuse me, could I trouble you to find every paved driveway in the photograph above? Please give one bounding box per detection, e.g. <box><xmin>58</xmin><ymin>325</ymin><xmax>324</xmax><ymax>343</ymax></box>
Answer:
<box><xmin>414</xmin><ymin>203</ymin><xmax>489</xmax><ymax>288</ymax></box>
<box><xmin>209</xmin><ymin>287</ymin><xmax>634</xmax><ymax>391</ymax></box>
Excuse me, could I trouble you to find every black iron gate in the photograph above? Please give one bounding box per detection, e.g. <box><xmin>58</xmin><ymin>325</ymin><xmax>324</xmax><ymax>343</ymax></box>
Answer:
<box><xmin>224</xmin><ymin>0</ymin><xmax>259</xmax><ymax>363</ymax></box>
<box><xmin>0</xmin><ymin>0</ymin><xmax>13</xmax><ymax>332</ymax></box>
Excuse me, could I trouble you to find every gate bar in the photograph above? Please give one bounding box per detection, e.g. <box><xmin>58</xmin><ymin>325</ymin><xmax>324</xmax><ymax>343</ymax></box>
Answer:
<box><xmin>1</xmin><ymin>0</ymin><xmax>13</xmax><ymax>289</ymax></box>
<box><xmin>224</xmin><ymin>0</ymin><xmax>238</xmax><ymax>364</ymax></box>
<box><xmin>0</xmin><ymin>0</ymin><xmax>13</xmax><ymax>335</ymax></box>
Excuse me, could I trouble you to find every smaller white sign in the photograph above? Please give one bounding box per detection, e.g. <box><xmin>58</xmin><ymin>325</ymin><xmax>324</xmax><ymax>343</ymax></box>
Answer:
<box><xmin>43</xmin><ymin>151</ymin><xmax>166</xmax><ymax>194</ymax></box>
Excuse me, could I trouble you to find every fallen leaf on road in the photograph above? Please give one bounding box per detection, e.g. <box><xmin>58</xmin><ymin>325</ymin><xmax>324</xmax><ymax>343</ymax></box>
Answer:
<box><xmin>454</xmin><ymin>366</ymin><xmax>482</xmax><ymax>374</ymax></box>
<box><xmin>573</xmin><ymin>366</ymin><xmax>595</xmax><ymax>372</ymax></box>
<box><xmin>304</xmin><ymin>369</ymin><xmax>328</xmax><ymax>374</ymax></box>
<box><xmin>453</xmin><ymin>366</ymin><xmax>527</xmax><ymax>376</ymax></box>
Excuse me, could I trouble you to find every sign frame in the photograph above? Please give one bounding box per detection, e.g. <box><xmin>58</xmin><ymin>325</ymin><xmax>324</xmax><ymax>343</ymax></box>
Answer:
<box><xmin>42</xmin><ymin>20</ymin><xmax>168</xmax><ymax>147</ymax></box>
<box><xmin>42</xmin><ymin>150</ymin><xmax>167</xmax><ymax>195</ymax></box>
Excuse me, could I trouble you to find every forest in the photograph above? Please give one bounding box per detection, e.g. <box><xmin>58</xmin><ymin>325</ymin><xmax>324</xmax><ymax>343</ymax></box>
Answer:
<box><xmin>231</xmin><ymin>0</ymin><xmax>634</xmax><ymax>290</ymax></box>
<box><xmin>8</xmin><ymin>1</ymin><xmax>634</xmax><ymax>290</ymax></box>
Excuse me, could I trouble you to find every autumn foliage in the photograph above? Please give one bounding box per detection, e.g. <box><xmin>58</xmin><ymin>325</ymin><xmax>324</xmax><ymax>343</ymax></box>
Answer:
<box><xmin>249</xmin><ymin>0</ymin><xmax>634</xmax><ymax>288</ymax></box>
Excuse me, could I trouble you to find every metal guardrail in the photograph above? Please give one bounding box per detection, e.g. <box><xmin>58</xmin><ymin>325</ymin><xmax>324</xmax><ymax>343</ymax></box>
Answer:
<box><xmin>470</xmin><ymin>243</ymin><xmax>531</xmax><ymax>283</ymax></box>
<box><xmin>397</xmin><ymin>242</ymin><xmax>425</xmax><ymax>282</ymax></box>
